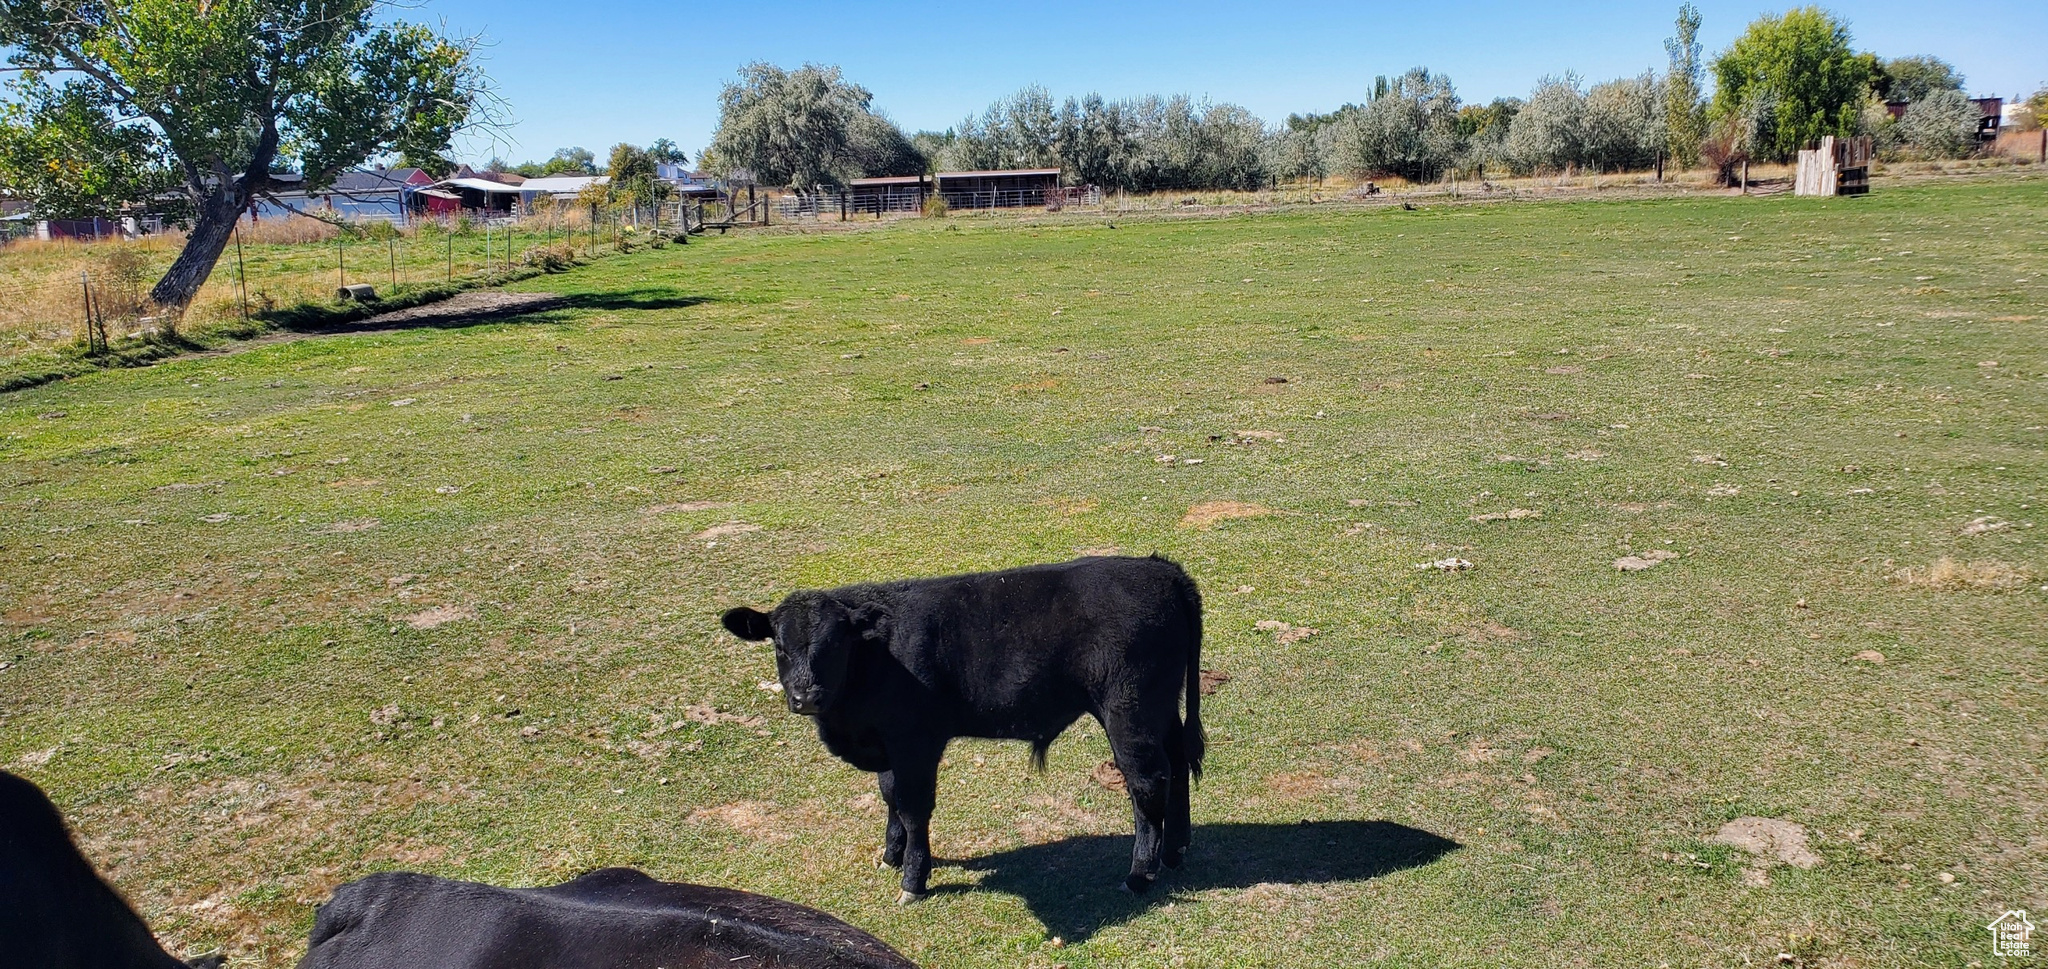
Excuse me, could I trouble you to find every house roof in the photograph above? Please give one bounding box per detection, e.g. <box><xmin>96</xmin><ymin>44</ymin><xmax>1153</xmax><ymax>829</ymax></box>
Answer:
<box><xmin>937</xmin><ymin>168</ymin><xmax>1061</xmax><ymax>179</ymax></box>
<box><xmin>519</xmin><ymin>175</ymin><xmax>608</xmax><ymax>195</ymax></box>
<box><xmin>328</xmin><ymin>168</ymin><xmax>425</xmax><ymax>194</ymax></box>
<box><xmin>435</xmin><ymin>177</ymin><xmax>527</xmax><ymax>194</ymax></box>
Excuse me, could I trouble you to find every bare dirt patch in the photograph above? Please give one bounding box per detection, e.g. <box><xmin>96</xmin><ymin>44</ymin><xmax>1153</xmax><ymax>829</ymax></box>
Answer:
<box><xmin>1469</xmin><ymin>508</ymin><xmax>1540</xmax><ymax>522</ymax></box>
<box><xmin>644</xmin><ymin>501</ymin><xmax>733</xmax><ymax>514</ymax></box>
<box><xmin>1614</xmin><ymin>550</ymin><xmax>1680</xmax><ymax>571</ymax></box>
<box><xmin>1198</xmin><ymin>669</ymin><xmax>1232</xmax><ymax>695</ymax></box>
<box><xmin>1180</xmin><ymin>500</ymin><xmax>1274</xmax><ymax>528</ymax></box>
<box><xmin>1255</xmin><ymin>619</ymin><xmax>1320</xmax><ymax>644</ymax></box>
<box><xmin>677</xmin><ymin>702</ymin><xmax>765</xmax><ymax>728</ymax></box>
<box><xmin>1892</xmin><ymin>556</ymin><xmax>2029</xmax><ymax>591</ymax></box>
<box><xmin>319</xmin><ymin>517</ymin><xmax>380</xmax><ymax>533</ymax></box>
<box><xmin>1090</xmin><ymin>760</ymin><xmax>1126</xmax><ymax>792</ymax></box>
<box><xmin>1713</xmin><ymin>817</ymin><xmax>1822</xmax><ymax>869</ymax></box>
<box><xmin>688</xmin><ymin>801</ymin><xmax>795</xmax><ymax>842</ymax></box>
<box><xmin>1959</xmin><ymin>516</ymin><xmax>2011</xmax><ymax>537</ymax></box>
<box><xmin>694</xmin><ymin>522</ymin><xmax>762</xmax><ymax>540</ymax></box>
<box><xmin>401</xmin><ymin>604</ymin><xmax>474</xmax><ymax>630</ymax></box>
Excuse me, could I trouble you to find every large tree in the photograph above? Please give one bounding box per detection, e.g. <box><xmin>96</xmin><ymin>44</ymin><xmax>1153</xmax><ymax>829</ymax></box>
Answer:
<box><xmin>706</xmin><ymin>62</ymin><xmax>919</xmax><ymax>189</ymax></box>
<box><xmin>1878</xmin><ymin>56</ymin><xmax>1964</xmax><ymax>103</ymax></box>
<box><xmin>1663</xmin><ymin>3</ymin><xmax>1705</xmax><ymax>168</ymax></box>
<box><xmin>0</xmin><ymin>0</ymin><xmax>487</xmax><ymax>308</ymax></box>
<box><xmin>1709</xmin><ymin>7</ymin><xmax>1874</xmax><ymax>162</ymax></box>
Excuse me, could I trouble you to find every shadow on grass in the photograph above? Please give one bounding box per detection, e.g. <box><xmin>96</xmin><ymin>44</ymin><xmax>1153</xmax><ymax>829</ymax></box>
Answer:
<box><xmin>552</xmin><ymin>289</ymin><xmax>713</xmax><ymax>313</ymax></box>
<box><xmin>274</xmin><ymin>288</ymin><xmax>711</xmax><ymax>336</ymax></box>
<box><xmin>935</xmin><ymin>820</ymin><xmax>1458</xmax><ymax>941</ymax></box>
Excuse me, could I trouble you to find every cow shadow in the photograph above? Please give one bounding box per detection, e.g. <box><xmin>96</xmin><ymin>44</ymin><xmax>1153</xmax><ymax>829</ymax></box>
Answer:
<box><xmin>933</xmin><ymin>820</ymin><xmax>1457</xmax><ymax>941</ymax></box>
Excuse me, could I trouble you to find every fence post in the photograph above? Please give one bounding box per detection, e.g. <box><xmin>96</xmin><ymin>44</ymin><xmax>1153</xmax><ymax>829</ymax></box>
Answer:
<box><xmin>446</xmin><ymin>227</ymin><xmax>453</xmax><ymax>280</ymax></box>
<box><xmin>337</xmin><ymin>236</ymin><xmax>345</xmax><ymax>290</ymax></box>
<box><xmin>233</xmin><ymin>223</ymin><xmax>249</xmax><ymax>321</ymax></box>
<box><xmin>388</xmin><ymin>237</ymin><xmax>397</xmax><ymax>290</ymax></box>
<box><xmin>80</xmin><ymin>271</ymin><xmax>95</xmax><ymax>352</ymax></box>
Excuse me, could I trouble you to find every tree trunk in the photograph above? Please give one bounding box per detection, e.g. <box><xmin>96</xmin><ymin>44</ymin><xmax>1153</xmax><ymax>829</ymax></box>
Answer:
<box><xmin>148</xmin><ymin>186</ymin><xmax>251</xmax><ymax>309</ymax></box>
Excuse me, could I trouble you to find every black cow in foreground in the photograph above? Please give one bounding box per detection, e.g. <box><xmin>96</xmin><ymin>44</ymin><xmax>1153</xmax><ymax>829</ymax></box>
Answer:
<box><xmin>0</xmin><ymin>770</ymin><xmax>223</xmax><ymax>969</ymax></box>
<box><xmin>722</xmin><ymin>554</ymin><xmax>1205</xmax><ymax>902</ymax></box>
<box><xmin>298</xmin><ymin>867</ymin><xmax>918</xmax><ymax>969</ymax></box>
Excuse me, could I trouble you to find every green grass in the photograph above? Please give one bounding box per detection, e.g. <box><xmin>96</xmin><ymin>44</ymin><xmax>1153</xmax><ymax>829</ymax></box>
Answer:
<box><xmin>2</xmin><ymin>175</ymin><xmax>2043</xmax><ymax>968</ymax></box>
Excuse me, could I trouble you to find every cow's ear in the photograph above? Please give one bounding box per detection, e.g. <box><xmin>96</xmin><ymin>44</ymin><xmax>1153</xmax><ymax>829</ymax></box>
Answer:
<box><xmin>721</xmin><ymin>607</ymin><xmax>773</xmax><ymax>641</ymax></box>
<box><xmin>848</xmin><ymin>602</ymin><xmax>892</xmax><ymax>643</ymax></box>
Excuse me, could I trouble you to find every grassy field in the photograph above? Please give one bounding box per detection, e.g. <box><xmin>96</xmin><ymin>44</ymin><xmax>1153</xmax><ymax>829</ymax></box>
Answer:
<box><xmin>1</xmin><ymin>175</ymin><xmax>2043</xmax><ymax>967</ymax></box>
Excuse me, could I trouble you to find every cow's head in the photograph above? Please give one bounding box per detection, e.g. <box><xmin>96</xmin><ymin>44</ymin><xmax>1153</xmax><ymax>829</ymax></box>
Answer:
<box><xmin>722</xmin><ymin>594</ymin><xmax>887</xmax><ymax>716</ymax></box>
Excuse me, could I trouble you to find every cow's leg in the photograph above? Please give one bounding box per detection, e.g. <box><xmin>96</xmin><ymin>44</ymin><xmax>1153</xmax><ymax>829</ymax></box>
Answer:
<box><xmin>886</xmin><ymin>741</ymin><xmax>943</xmax><ymax>903</ymax></box>
<box><xmin>877</xmin><ymin>769</ymin><xmax>907</xmax><ymax>869</ymax></box>
<box><xmin>1103</xmin><ymin>714</ymin><xmax>1172</xmax><ymax>893</ymax></box>
<box><xmin>1163</xmin><ymin>717</ymin><xmax>1192</xmax><ymax>869</ymax></box>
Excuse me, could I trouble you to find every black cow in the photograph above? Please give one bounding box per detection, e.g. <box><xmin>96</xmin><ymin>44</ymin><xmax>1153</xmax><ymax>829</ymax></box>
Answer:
<box><xmin>0</xmin><ymin>770</ymin><xmax>223</xmax><ymax>969</ymax></box>
<box><xmin>298</xmin><ymin>867</ymin><xmax>917</xmax><ymax>969</ymax></box>
<box><xmin>721</xmin><ymin>553</ymin><xmax>1205</xmax><ymax>902</ymax></box>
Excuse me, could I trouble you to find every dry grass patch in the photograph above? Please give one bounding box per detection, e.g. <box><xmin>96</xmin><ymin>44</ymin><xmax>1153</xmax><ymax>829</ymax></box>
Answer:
<box><xmin>400</xmin><ymin>604</ymin><xmax>474</xmax><ymax>630</ymax></box>
<box><xmin>687</xmin><ymin>800</ymin><xmax>796</xmax><ymax>842</ymax></box>
<box><xmin>644</xmin><ymin>501</ymin><xmax>733</xmax><ymax>514</ymax></box>
<box><xmin>1254</xmin><ymin>619</ymin><xmax>1320</xmax><ymax>644</ymax></box>
<box><xmin>1180</xmin><ymin>500</ymin><xmax>1274</xmax><ymax>528</ymax></box>
<box><xmin>1891</xmin><ymin>556</ymin><xmax>2029</xmax><ymax>591</ymax></box>
<box><xmin>694</xmin><ymin>522</ymin><xmax>761</xmax><ymax>540</ymax></box>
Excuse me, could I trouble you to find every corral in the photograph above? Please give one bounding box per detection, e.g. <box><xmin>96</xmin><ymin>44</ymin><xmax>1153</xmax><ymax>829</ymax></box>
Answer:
<box><xmin>1</xmin><ymin>174</ymin><xmax>2043</xmax><ymax>968</ymax></box>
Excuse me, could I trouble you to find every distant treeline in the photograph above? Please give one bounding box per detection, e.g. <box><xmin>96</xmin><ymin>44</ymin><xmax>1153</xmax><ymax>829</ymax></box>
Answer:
<box><xmin>683</xmin><ymin>5</ymin><xmax>2033</xmax><ymax>192</ymax></box>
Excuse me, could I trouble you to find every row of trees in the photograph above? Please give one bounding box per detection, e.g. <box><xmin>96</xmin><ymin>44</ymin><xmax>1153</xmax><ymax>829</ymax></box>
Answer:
<box><xmin>706</xmin><ymin>5</ymin><xmax>2015</xmax><ymax>193</ymax></box>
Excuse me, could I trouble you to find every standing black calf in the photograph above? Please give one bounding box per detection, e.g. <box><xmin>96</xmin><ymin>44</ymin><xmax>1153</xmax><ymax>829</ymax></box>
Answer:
<box><xmin>722</xmin><ymin>554</ymin><xmax>1205</xmax><ymax>902</ymax></box>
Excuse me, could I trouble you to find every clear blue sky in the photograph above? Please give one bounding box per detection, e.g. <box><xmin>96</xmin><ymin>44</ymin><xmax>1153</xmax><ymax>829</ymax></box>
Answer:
<box><xmin>422</xmin><ymin>0</ymin><xmax>2045</xmax><ymax>166</ymax></box>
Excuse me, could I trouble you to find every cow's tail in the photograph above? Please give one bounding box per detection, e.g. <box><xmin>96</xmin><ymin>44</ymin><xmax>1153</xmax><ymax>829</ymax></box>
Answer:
<box><xmin>1173</xmin><ymin>564</ymin><xmax>1206</xmax><ymax>784</ymax></box>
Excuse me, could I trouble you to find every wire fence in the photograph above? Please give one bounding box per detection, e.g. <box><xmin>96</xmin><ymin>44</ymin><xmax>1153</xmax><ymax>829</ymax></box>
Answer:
<box><xmin>0</xmin><ymin>208</ymin><xmax>660</xmax><ymax>359</ymax></box>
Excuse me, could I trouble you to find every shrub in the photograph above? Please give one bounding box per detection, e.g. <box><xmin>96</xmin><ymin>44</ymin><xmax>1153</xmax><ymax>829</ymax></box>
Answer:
<box><xmin>520</xmin><ymin>242</ymin><xmax>576</xmax><ymax>272</ymax></box>
<box><xmin>1896</xmin><ymin>89</ymin><xmax>1980</xmax><ymax>159</ymax></box>
<box><xmin>922</xmin><ymin>193</ymin><xmax>948</xmax><ymax>217</ymax></box>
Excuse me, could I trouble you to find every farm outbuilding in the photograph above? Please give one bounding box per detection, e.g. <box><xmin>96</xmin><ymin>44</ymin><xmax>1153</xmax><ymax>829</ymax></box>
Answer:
<box><xmin>248</xmin><ymin>167</ymin><xmax>433</xmax><ymax>225</ymax></box>
<box><xmin>423</xmin><ymin>174</ymin><xmax>526</xmax><ymax>219</ymax></box>
<box><xmin>936</xmin><ymin>168</ymin><xmax>1061</xmax><ymax>209</ymax></box>
<box><xmin>848</xmin><ymin>175</ymin><xmax>930</xmax><ymax>214</ymax></box>
<box><xmin>517</xmin><ymin>175</ymin><xmax>608</xmax><ymax>210</ymax></box>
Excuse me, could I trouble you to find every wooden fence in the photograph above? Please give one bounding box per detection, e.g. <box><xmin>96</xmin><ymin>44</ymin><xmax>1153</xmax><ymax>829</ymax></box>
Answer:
<box><xmin>1794</xmin><ymin>136</ymin><xmax>1872</xmax><ymax>197</ymax></box>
